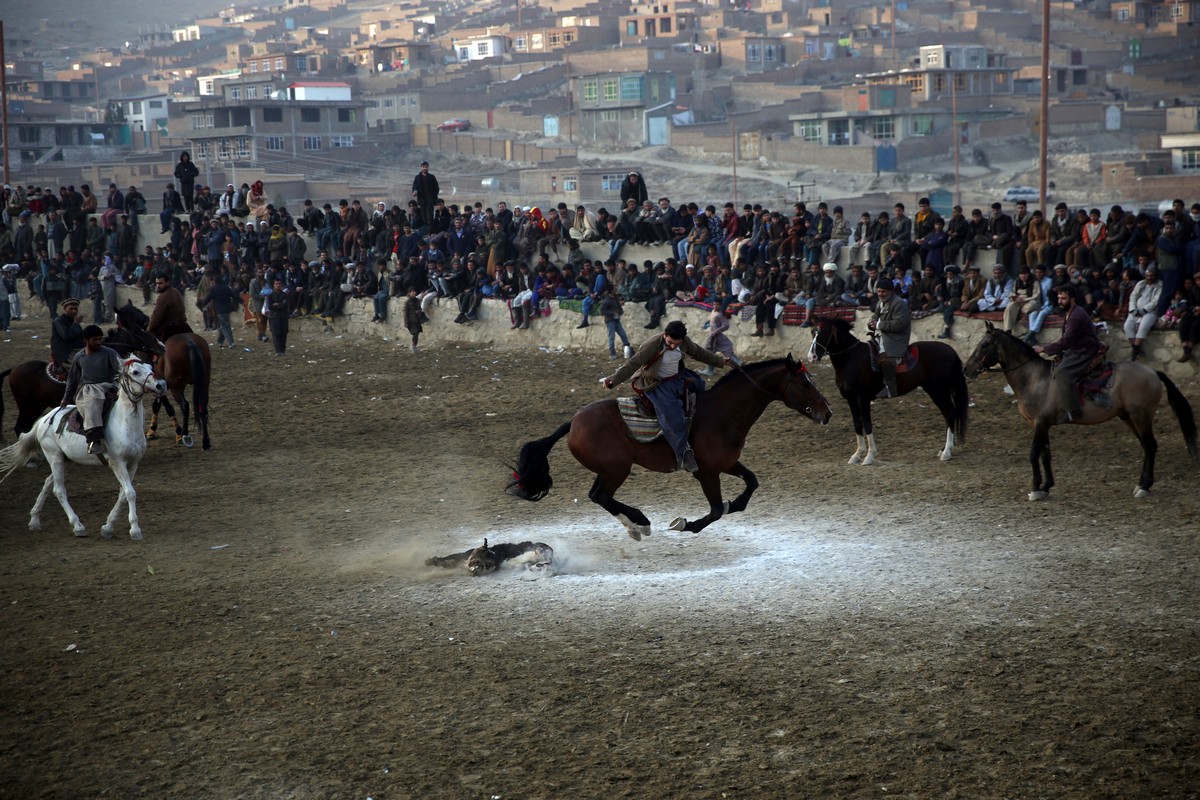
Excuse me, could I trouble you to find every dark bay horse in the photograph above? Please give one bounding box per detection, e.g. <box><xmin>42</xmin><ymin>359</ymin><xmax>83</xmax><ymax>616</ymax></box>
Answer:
<box><xmin>808</xmin><ymin>316</ymin><xmax>969</xmax><ymax>466</ymax></box>
<box><xmin>964</xmin><ymin>322</ymin><xmax>1197</xmax><ymax>500</ymax></box>
<box><xmin>507</xmin><ymin>355</ymin><xmax>832</xmax><ymax>538</ymax></box>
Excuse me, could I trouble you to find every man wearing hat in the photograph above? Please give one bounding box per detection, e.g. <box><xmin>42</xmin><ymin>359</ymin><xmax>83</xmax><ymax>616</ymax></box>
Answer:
<box><xmin>867</xmin><ymin>280</ymin><xmax>910</xmax><ymax>399</ymax></box>
<box><xmin>51</xmin><ymin>297</ymin><xmax>85</xmax><ymax>370</ymax></box>
<box><xmin>1002</xmin><ymin>264</ymin><xmax>1043</xmax><ymax>340</ymax></box>
<box><xmin>1046</xmin><ymin>202</ymin><xmax>1078</xmax><ymax>269</ymax></box>
<box><xmin>60</xmin><ymin>324</ymin><xmax>122</xmax><ymax>454</ymax></box>
<box><xmin>986</xmin><ymin>202</ymin><xmax>1015</xmax><ymax>272</ymax></box>
<box><xmin>937</xmin><ymin>264</ymin><xmax>964</xmax><ymax>338</ymax></box>
<box><xmin>959</xmin><ymin>264</ymin><xmax>987</xmax><ymax>313</ymax></box>
<box><xmin>1123</xmin><ymin>265</ymin><xmax>1162</xmax><ymax>361</ymax></box>
<box><xmin>620</xmin><ymin>171</ymin><xmax>648</xmax><ymax>206</ymax></box>
<box><xmin>1034</xmin><ymin>284</ymin><xmax>1100</xmax><ymax>421</ymax></box>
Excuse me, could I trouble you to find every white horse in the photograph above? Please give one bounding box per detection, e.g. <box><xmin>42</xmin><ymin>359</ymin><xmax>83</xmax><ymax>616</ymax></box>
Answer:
<box><xmin>0</xmin><ymin>358</ymin><xmax>167</xmax><ymax>540</ymax></box>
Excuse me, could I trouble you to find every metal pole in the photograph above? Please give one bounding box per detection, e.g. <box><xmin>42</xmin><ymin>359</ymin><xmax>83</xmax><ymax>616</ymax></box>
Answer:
<box><xmin>891</xmin><ymin>0</ymin><xmax>897</xmax><ymax>62</ymax></box>
<box><xmin>1039</xmin><ymin>0</ymin><xmax>1050</xmax><ymax>213</ymax></box>
<box><xmin>0</xmin><ymin>21</ymin><xmax>9</xmax><ymax>185</ymax></box>
<box><xmin>731</xmin><ymin>120</ymin><xmax>738</xmax><ymax>209</ymax></box>
<box><xmin>951</xmin><ymin>76</ymin><xmax>960</xmax><ymax>208</ymax></box>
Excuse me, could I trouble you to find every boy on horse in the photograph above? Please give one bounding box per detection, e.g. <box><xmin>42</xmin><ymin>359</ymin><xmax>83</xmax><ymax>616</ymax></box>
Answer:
<box><xmin>1034</xmin><ymin>284</ymin><xmax>1101</xmax><ymax>421</ymax></box>
<box><xmin>601</xmin><ymin>320</ymin><xmax>731</xmax><ymax>473</ymax></box>
<box><xmin>61</xmin><ymin>324</ymin><xmax>122</xmax><ymax>454</ymax></box>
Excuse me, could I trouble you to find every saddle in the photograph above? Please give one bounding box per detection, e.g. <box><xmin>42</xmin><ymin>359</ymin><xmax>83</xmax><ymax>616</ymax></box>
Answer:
<box><xmin>55</xmin><ymin>389</ymin><xmax>120</xmax><ymax>438</ymax></box>
<box><xmin>1078</xmin><ymin>360</ymin><xmax>1116</xmax><ymax>409</ymax></box>
<box><xmin>870</xmin><ymin>343</ymin><xmax>920</xmax><ymax>374</ymax></box>
<box><xmin>618</xmin><ymin>389</ymin><xmax>698</xmax><ymax>444</ymax></box>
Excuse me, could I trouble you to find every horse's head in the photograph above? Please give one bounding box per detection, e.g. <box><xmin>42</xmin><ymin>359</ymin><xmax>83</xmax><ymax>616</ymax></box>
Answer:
<box><xmin>116</xmin><ymin>300</ymin><xmax>150</xmax><ymax>332</ymax></box>
<box><xmin>122</xmin><ymin>358</ymin><xmax>168</xmax><ymax>400</ymax></box>
<box><xmin>964</xmin><ymin>321</ymin><xmax>1006</xmax><ymax>378</ymax></box>
<box><xmin>807</xmin><ymin>317</ymin><xmax>849</xmax><ymax>363</ymax></box>
<box><xmin>465</xmin><ymin>539</ymin><xmax>501</xmax><ymax>577</ymax></box>
<box><xmin>778</xmin><ymin>353</ymin><xmax>833</xmax><ymax>425</ymax></box>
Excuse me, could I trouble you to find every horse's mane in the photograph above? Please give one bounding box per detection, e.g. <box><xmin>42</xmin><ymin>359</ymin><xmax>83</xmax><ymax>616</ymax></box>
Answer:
<box><xmin>992</xmin><ymin>327</ymin><xmax>1048</xmax><ymax>369</ymax></box>
<box><xmin>711</xmin><ymin>357</ymin><xmax>794</xmax><ymax>390</ymax></box>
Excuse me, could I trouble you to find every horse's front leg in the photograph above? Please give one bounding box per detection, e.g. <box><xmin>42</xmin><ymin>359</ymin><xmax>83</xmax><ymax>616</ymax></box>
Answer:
<box><xmin>859</xmin><ymin>399</ymin><xmax>879</xmax><ymax>466</ymax></box>
<box><xmin>725</xmin><ymin>461</ymin><xmax>759</xmax><ymax>515</ymax></box>
<box><xmin>107</xmin><ymin>459</ymin><xmax>142</xmax><ymax>540</ymax></box>
<box><xmin>669</xmin><ymin>470</ymin><xmax>727</xmax><ymax>533</ymax></box>
<box><xmin>846</xmin><ymin>397</ymin><xmax>867</xmax><ymax>465</ymax></box>
<box><xmin>1028</xmin><ymin>422</ymin><xmax>1053</xmax><ymax>501</ymax></box>
<box><xmin>1125</xmin><ymin>413</ymin><xmax>1157</xmax><ymax>498</ymax></box>
<box><xmin>587</xmin><ymin>472</ymin><xmax>650</xmax><ymax>541</ymax></box>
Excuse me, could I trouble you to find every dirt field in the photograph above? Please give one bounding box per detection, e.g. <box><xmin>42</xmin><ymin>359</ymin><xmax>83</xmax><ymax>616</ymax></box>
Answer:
<box><xmin>1</xmin><ymin>313</ymin><xmax>1198</xmax><ymax>800</ymax></box>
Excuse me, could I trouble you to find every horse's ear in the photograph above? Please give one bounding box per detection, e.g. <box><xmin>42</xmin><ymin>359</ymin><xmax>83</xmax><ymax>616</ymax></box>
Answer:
<box><xmin>786</xmin><ymin>352</ymin><xmax>796</xmax><ymax>370</ymax></box>
<box><xmin>985</xmin><ymin>321</ymin><xmax>995</xmax><ymax>333</ymax></box>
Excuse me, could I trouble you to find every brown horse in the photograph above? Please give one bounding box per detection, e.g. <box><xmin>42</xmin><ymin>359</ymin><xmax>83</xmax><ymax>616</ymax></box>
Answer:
<box><xmin>149</xmin><ymin>334</ymin><xmax>212</xmax><ymax>450</ymax></box>
<box><xmin>964</xmin><ymin>322</ymin><xmax>1197</xmax><ymax>499</ymax></box>
<box><xmin>507</xmin><ymin>355</ymin><xmax>832</xmax><ymax>538</ymax></box>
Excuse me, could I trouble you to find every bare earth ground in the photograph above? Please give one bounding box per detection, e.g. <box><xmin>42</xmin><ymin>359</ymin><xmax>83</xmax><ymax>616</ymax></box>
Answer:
<box><xmin>1</xmin><ymin>313</ymin><xmax>1198</xmax><ymax>800</ymax></box>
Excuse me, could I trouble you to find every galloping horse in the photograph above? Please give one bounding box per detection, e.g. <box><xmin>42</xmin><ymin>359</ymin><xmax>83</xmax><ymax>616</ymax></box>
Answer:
<box><xmin>0</xmin><ymin>306</ymin><xmax>163</xmax><ymax>440</ymax></box>
<box><xmin>0</xmin><ymin>358</ymin><xmax>168</xmax><ymax>539</ymax></box>
<box><xmin>507</xmin><ymin>355</ymin><xmax>832</xmax><ymax>538</ymax></box>
<box><xmin>964</xmin><ymin>322</ymin><xmax>1197</xmax><ymax>500</ymax></box>
<box><xmin>808</xmin><ymin>316</ymin><xmax>969</xmax><ymax>465</ymax></box>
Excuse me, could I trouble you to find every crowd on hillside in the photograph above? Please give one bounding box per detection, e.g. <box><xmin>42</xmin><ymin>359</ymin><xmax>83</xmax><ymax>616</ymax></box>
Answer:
<box><xmin>2</xmin><ymin>159</ymin><xmax>1199</xmax><ymax>362</ymax></box>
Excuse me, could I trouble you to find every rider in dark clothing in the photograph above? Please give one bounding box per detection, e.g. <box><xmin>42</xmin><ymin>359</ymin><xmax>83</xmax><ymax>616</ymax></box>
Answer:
<box><xmin>1035</xmin><ymin>284</ymin><xmax>1101</xmax><ymax>420</ymax></box>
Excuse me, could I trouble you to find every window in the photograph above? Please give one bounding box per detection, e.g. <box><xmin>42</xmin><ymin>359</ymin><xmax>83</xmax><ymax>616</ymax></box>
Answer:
<box><xmin>549</xmin><ymin>32</ymin><xmax>561</xmax><ymax>46</ymax></box>
<box><xmin>338</xmin><ymin>107</ymin><xmax>356</xmax><ymax>123</ymax></box>
<box><xmin>263</xmin><ymin>107</ymin><xmax>283</xmax><ymax>123</ymax></box>
<box><xmin>196</xmin><ymin>141</ymin><xmax>210</xmax><ymax>158</ymax></box>
<box><xmin>994</xmin><ymin>72</ymin><xmax>1008</xmax><ymax>88</ymax></box>
<box><xmin>132</xmin><ymin>101</ymin><xmax>143</xmax><ymax>114</ymax></box>
<box><xmin>620</xmin><ymin>75</ymin><xmax>643</xmax><ymax>102</ymax></box>
<box><xmin>275</xmin><ymin>58</ymin><xmax>284</xmax><ymax>70</ymax></box>
<box><xmin>303</xmin><ymin>135</ymin><xmax>322</xmax><ymax>150</ymax></box>
<box><xmin>649</xmin><ymin>77</ymin><xmax>660</xmax><ymax>103</ymax></box>
<box><xmin>331</xmin><ymin>135</ymin><xmax>354</xmax><ymax>147</ymax></box>
<box><xmin>476</xmin><ymin>41</ymin><xmax>490</xmax><ymax>56</ymax></box>
<box><xmin>236</xmin><ymin>137</ymin><xmax>250</xmax><ymax>158</ymax></box>
<box><xmin>383</xmin><ymin>98</ymin><xmax>394</xmax><ymax>108</ymax></box>
<box><xmin>601</xmin><ymin>173</ymin><xmax>625</xmax><ymax>191</ymax></box>
<box><xmin>1170</xmin><ymin>2</ymin><xmax>1185</xmax><ymax>19</ymax></box>
<box><xmin>873</xmin><ymin>117</ymin><xmax>895</xmax><ymax>139</ymax></box>
<box><xmin>149</xmin><ymin>100</ymin><xmax>164</xmax><ymax>109</ymax></box>
<box><xmin>764</xmin><ymin>45</ymin><xmax>778</xmax><ymax>63</ymax></box>
<box><xmin>583</xmin><ymin>80</ymin><xmax>598</xmax><ymax>102</ymax></box>
<box><xmin>827</xmin><ymin>119</ymin><xmax>850</xmax><ymax>146</ymax></box>
<box><xmin>230</xmin><ymin>86</ymin><xmax>241</xmax><ymax>100</ymax></box>
<box><xmin>231</xmin><ymin>108</ymin><xmax>251</xmax><ymax>126</ymax></box>
<box><xmin>264</xmin><ymin>135</ymin><xmax>284</xmax><ymax>151</ymax></box>
<box><xmin>954</xmin><ymin>72</ymin><xmax>967</xmax><ymax>91</ymax></box>
<box><xmin>295</xmin><ymin>56</ymin><xmax>306</xmax><ymax>70</ymax></box>
<box><xmin>562</xmin><ymin>175</ymin><xmax>578</xmax><ymax>192</ymax></box>
<box><xmin>932</xmin><ymin>73</ymin><xmax>946</xmax><ymax>93</ymax></box>
<box><xmin>904</xmin><ymin>73</ymin><xmax>925</xmax><ymax>94</ymax></box>
<box><xmin>300</xmin><ymin>107</ymin><xmax>320</xmax><ymax>123</ymax></box>
<box><xmin>513</xmin><ymin>36</ymin><xmax>527</xmax><ymax>50</ymax></box>
<box><xmin>912</xmin><ymin>114</ymin><xmax>933</xmax><ymax>136</ymax></box>
<box><xmin>250</xmin><ymin>61</ymin><xmax>258</xmax><ymax>73</ymax></box>
<box><xmin>1182</xmin><ymin>147</ymin><xmax>1200</xmax><ymax>171</ymax></box>
<box><xmin>18</xmin><ymin>127</ymin><xmax>39</xmax><ymax>143</ymax></box>
<box><xmin>798</xmin><ymin>120</ymin><xmax>821</xmax><ymax>142</ymax></box>
<box><xmin>600</xmin><ymin>110</ymin><xmax>618</xmax><ymax>121</ymax></box>
<box><xmin>217</xmin><ymin>140</ymin><xmax>231</xmax><ymax>159</ymax></box>
<box><xmin>603</xmin><ymin>79</ymin><xmax>618</xmax><ymax>101</ymax></box>
<box><xmin>626</xmin><ymin>21</ymin><xmax>638</xmax><ymax>36</ymax></box>
<box><xmin>563</xmin><ymin>31</ymin><xmax>575</xmax><ymax>43</ymax></box>
<box><xmin>747</xmin><ymin>44</ymin><xmax>761</xmax><ymax>62</ymax></box>
<box><xmin>925</xmin><ymin>50</ymin><xmax>941</xmax><ymax>65</ymax></box>
<box><xmin>877</xmin><ymin>88</ymin><xmax>897</xmax><ymax>108</ymax></box>
<box><xmin>661</xmin><ymin>18</ymin><xmax>672</xmax><ymax>33</ymax></box>
<box><xmin>246</xmin><ymin>85</ymin><xmax>258</xmax><ymax>99</ymax></box>
<box><xmin>191</xmin><ymin>112</ymin><xmax>214</xmax><ymax>130</ymax></box>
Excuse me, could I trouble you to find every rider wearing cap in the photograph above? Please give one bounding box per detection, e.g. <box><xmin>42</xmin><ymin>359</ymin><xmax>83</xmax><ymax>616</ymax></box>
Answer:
<box><xmin>51</xmin><ymin>297</ymin><xmax>85</xmax><ymax>368</ymax></box>
<box><xmin>61</xmin><ymin>324</ymin><xmax>122</xmax><ymax>454</ymax></box>
<box><xmin>1034</xmin><ymin>284</ymin><xmax>1101</xmax><ymax>421</ymax></box>
<box><xmin>867</xmin><ymin>280</ymin><xmax>911</xmax><ymax>399</ymax></box>
<box><xmin>601</xmin><ymin>320</ymin><xmax>731</xmax><ymax>473</ymax></box>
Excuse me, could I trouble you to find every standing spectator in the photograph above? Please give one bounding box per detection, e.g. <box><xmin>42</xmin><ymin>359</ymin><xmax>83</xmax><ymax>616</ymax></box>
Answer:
<box><xmin>160</xmin><ymin>182</ymin><xmax>185</xmax><ymax>234</ymax></box>
<box><xmin>619</xmin><ymin>171</ymin><xmax>648</xmax><ymax>206</ymax></box>
<box><xmin>266</xmin><ymin>278</ymin><xmax>290</xmax><ymax>355</ymax></box>
<box><xmin>599</xmin><ymin>284</ymin><xmax>632</xmax><ymax>359</ymax></box>
<box><xmin>402</xmin><ymin>287</ymin><xmax>423</xmax><ymax>352</ymax></box>
<box><xmin>173</xmin><ymin>152</ymin><xmax>200</xmax><ymax>212</ymax></box>
<box><xmin>201</xmin><ymin>274</ymin><xmax>241</xmax><ymax>349</ymax></box>
<box><xmin>411</xmin><ymin>162</ymin><xmax>439</xmax><ymax>232</ymax></box>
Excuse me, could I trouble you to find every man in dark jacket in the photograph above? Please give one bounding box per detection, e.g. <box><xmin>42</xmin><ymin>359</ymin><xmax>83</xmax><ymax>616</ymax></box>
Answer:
<box><xmin>619</xmin><ymin>172</ymin><xmax>648</xmax><ymax>206</ymax></box>
<box><xmin>1034</xmin><ymin>284</ymin><xmax>1101</xmax><ymax>421</ymax></box>
<box><xmin>160</xmin><ymin>183</ymin><xmax>185</xmax><ymax>234</ymax></box>
<box><xmin>411</xmin><ymin>161</ymin><xmax>440</xmax><ymax>232</ymax></box>
<box><xmin>200</xmin><ymin>275</ymin><xmax>242</xmax><ymax>349</ymax></box>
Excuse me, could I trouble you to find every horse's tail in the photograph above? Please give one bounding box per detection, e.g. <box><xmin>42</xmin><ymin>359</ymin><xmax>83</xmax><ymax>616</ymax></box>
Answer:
<box><xmin>505</xmin><ymin>421</ymin><xmax>572</xmax><ymax>502</ymax></box>
<box><xmin>0</xmin><ymin>429</ymin><xmax>40</xmax><ymax>485</ymax></box>
<box><xmin>0</xmin><ymin>367</ymin><xmax>11</xmax><ymax>443</ymax></box>
<box><xmin>187</xmin><ymin>338</ymin><xmax>209</xmax><ymax>421</ymax></box>
<box><xmin>1156</xmin><ymin>370</ymin><xmax>1198</xmax><ymax>464</ymax></box>
<box><xmin>951</xmin><ymin>358</ymin><xmax>969</xmax><ymax>443</ymax></box>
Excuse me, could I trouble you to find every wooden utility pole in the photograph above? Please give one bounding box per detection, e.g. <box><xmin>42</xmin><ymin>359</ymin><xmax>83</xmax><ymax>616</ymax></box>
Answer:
<box><xmin>1</xmin><ymin>21</ymin><xmax>9</xmax><ymax>185</ymax></box>
<box><xmin>951</xmin><ymin>75</ymin><xmax>960</xmax><ymax>208</ymax></box>
<box><xmin>731</xmin><ymin>121</ymin><xmax>738</xmax><ymax>209</ymax></box>
<box><xmin>1039</xmin><ymin>0</ymin><xmax>1050</xmax><ymax>212</ymax></box>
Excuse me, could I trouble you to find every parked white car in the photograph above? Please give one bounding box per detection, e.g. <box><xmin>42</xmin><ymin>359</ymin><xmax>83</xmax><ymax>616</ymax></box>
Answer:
<box><xmin>1002</xmin><ymin>186</ymin><xmax>1051</xmax><ymax>203</ymax></box>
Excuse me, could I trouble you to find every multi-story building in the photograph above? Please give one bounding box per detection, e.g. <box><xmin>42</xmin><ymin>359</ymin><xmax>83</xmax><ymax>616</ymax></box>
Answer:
<box><xmin>577</xmin><ymin>70</ymin><xmax>677</xmax><ymax>145</ymax></box>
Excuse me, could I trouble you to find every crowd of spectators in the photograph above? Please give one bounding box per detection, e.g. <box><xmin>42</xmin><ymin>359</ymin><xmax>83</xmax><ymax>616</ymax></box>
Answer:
<box><xmin>2</xmin><ymin>166</ymin><xmax>1199</xmax><ymax>362</ymax></box>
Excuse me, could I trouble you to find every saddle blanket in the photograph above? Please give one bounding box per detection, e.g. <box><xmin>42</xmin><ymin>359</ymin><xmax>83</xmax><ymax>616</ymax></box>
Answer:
<box><xmin>617</xmin><ymin>396</ymin><xmax>661</xmax><ymax>443</ymax></box>
<box><xmin>871</xmin><ymin>345</ymin><xmax>920</xmax><ymax>374</ymax></box>
<box><xmin>1079</xmin><ymin>362</ymin><xmax>1116</xmax><ymax>409</ymax></box>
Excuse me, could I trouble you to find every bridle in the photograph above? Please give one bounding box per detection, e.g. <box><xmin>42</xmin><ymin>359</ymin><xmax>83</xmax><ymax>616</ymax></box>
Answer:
<box><xmin>120</xmin><ymin>360</ymin><xmax>161</xmax><ymax>402</ymax></box>
<box><xmin>807</xmin><ymin>324</ymin><xmax>857</xmax><ymax>360</ymax></box>
<box><xmin>979</xmin><ymin>332</ymin><xmax>1037</xmax><ymax>374</ymax></box>
<box><xmin>737</xmin><ymin>363</ymin><xmax>821</xmax><ymax>418</ymax></box>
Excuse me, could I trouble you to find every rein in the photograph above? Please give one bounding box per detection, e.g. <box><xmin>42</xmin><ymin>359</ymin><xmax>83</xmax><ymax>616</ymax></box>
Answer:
<box><xmin>120</xmin><ymin>364</ymin><xmax>159</xmax><ymax>402</ymax></box>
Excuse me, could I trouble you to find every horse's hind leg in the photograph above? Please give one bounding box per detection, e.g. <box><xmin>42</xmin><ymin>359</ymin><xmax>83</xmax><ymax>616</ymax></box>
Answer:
<box><xmin>1122</xmin><ymin>412</ymin><xmax>1158</xmax><ymax>497</ymax></box>
<box><xmin>845</xmin><ymin>396</ymin><xmax>867</xmax><ymax>464</ymax></box>
<box><xmin>29</xmin><ymin>475</ymin><xmax>55</xmax><ymax>531</ymax></box>
<box><xmin>587</xmin><ymin>473</ymin><xmax>650</xmax><ymax>541</ymax></box>
<box><xmin>929</xmin><ymin>388</ymin><xmax>957</xmax><ymax>462</ymax></box>
<box><xmin>174</xmin><ymin>392</ymin><xmax>193</xmax><ymax>447</ymax></box>
<box><xmin>859</xmin><ymin>400</ymin><xmax>879</xmax><ymax>466</ymax></box>
<box><xmin>46</xmin><ymin>458</ymin><xmax>86</xmax><ymax>536</ymax></box>
<box><xmin>1028</xmin><ymin>423</ymin><xmax>1054</xmax><ymax>500</ymax></box>
<box><xmin>670</xmin><ymin>471</ymin><xmax>729</xmax><ymax>533</ymax></box>
<box><xmin>148</xmin><ymin>396</ymin><xmax>170</xmax><ymax>439</ymax></box>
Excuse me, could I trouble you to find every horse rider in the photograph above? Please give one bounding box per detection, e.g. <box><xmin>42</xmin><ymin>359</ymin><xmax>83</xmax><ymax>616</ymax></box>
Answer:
<box><xmin>601</xmin><ymin>319</ymin><xmax>732</xmax><ymax>473</ymax></box>
<box><xmin>867</xmin><ymin>280</ymin><xmax>911</xmax><ymax>399</ymax></box>
<box><xmin>146</xmin><ymin>273</ymin><xmax>192</xmax><ymax>344</ymax></box>
<box><xmin>1033</xmin><ymin>283</ymin><xmax>1101</xmax><ymax>422</ymax></box>
<box><xmin>50</xmin><ymin>296</ymin><xmax>85</xmax><ymax>374</ymax></box>
<box><xmin>61</xmin><ymin>324</ymin><xmax>122</xmax><ymax>454</ymax></box>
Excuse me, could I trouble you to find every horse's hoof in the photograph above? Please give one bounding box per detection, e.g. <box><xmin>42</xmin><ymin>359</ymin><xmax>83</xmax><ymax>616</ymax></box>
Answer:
<box><xmin>861</xmin><ymin>455</ymin><xmax>876</xmax><ymax>466</ymax></box>
<box><xmin>1028</xmin><ymin>490</ymin><xmax>1048</xmax><ymax>501</ymax></box>
<box><xmin>847</xmin><ymin>453</ymin><xmax>862</xmax><ymax>465</ymax></box>
<box><xmin>100</xmin><ymin>525</ymin><xmax>114</xmax><ymax>540</ymax></box>
<box><xmin>146</xmin><ymin>430</ymin><xmax>157</xmax><ymax>440</ymax></box>
<box><xmin>668</xmin><ymin>517</ymin><xmax>687</xmax><ymax>532</ymax></box>
<box><xmin>180</xmin><ymin>435</ymin><xmax>194</xmax><ymax>448</ymax></box>
<box><xmin>626</xmin><ymin>523</ymin><xmax>650</xmax><ymax>542</ymax></box>
<box><xmin>129</xmin><ymin>530</ymin><xmax>144</xmax><ymax>541</ymax></box>
<box><xmin>1134</xmin><ymin>487</ymin><xmax>1150</xmax><ymax>499</ymax></box>
<box><xmin>73</xmin><ymin>527</ymin><xmax>88</xmax><ymax>538</ymax></box>
<box><xmin>28</xmin><ymin>520</ymin><xmax>41</xmax><ymax>532</ymax></box>
<box><xmin>938</xmin><ymin>450</ymin><xmax>952</xmax><ymax>462</ymax></box>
